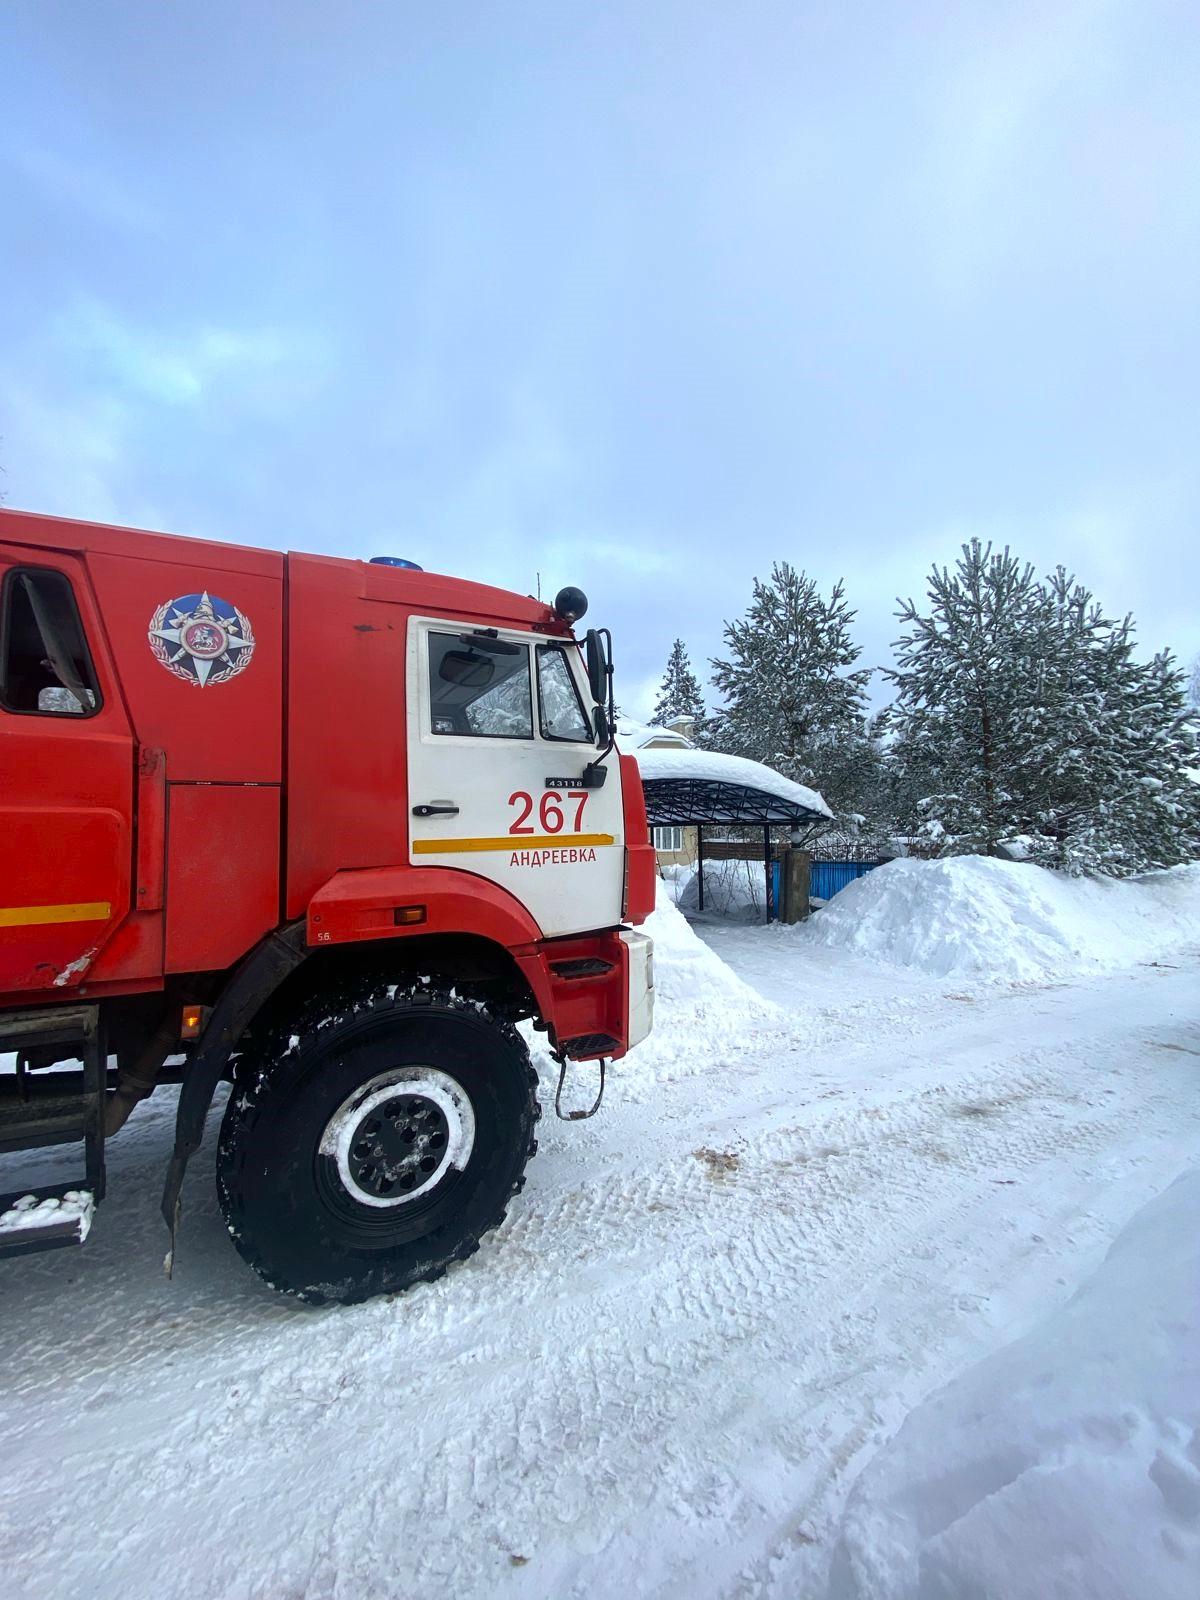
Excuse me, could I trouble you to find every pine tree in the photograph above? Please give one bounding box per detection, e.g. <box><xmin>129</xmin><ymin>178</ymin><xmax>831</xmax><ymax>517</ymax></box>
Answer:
<box><xmin>651</xmin><ymin>638</ymin><xmax>706</xmax><ymax>732</ymax></box>
<box><xmin>709</xmin><ymin>563</ymin><xmax>871</xmax><ymax>811</ymax></box>
<box><xmin>886</xmin><ymin>541</ymin><xmax>1200</xmax><ymax>874</ymax></box>
<box><xmin>885</xmin><ymin>540</ymin><xmax>1044</xmax><ymax>855</ymax></box>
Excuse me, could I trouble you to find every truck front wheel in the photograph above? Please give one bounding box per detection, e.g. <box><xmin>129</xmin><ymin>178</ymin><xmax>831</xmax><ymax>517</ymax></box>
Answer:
<box><xmin>216</xmin><ymin>986</ymin><xmax>539</xmax><ymax>1304</ymax></box>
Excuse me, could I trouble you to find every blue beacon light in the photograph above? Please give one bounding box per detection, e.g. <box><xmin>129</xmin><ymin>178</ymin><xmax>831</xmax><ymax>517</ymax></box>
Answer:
<box><xmin>368</xmin><ymin>555</ymin><xmax>424</xmax><ymax>571</ymax></box>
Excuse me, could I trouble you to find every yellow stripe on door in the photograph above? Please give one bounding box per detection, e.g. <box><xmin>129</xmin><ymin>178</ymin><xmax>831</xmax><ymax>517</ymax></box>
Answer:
<box><xmin>0</xmin><ymin>901</ymin><xmax>113</xmax><ymax>928</ymax></box>
<box><xmin>412</xmin><ymin>834</ymin><xmax>615</xmax><ymax>855</ymax></box>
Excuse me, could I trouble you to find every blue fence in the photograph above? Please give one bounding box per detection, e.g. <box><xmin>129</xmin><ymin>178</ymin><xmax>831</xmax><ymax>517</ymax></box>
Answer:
<box><xmin>810</xmin><ymin>859</ymin><xmax>878</xmax><ymax>901</ymax></box>
<box><xmin>767</xmin><ymin>857</ymin><xmax>879</xmax><ymax>916</ymax></box>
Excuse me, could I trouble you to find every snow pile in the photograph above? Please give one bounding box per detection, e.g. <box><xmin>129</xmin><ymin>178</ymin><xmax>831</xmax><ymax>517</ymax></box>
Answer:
<box><xmin>826</xmin><ymin>1166</ymin><xmax>1200</xmax><ymax>1600</ymax></box>
<box><xmin>676</xmin><ymin>858</ymin><xmax>766</xmax><ymax>922</ymax></box>
<box><xmin>800</xmin><ymin>855</ymin><xmax>1200</xmax><ymax>982</ymax></box>
<box><xmin>622</xmin><ymin>882</ymin><xmax>783</xmax><ymax>1074</ymax></box>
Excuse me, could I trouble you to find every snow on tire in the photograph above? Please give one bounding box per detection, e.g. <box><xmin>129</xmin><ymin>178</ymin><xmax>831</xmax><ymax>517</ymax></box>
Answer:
<box><xmin>216</xmin><ymin>985</ymin><xmax>540</xmax><ymax>1305</ymax></box>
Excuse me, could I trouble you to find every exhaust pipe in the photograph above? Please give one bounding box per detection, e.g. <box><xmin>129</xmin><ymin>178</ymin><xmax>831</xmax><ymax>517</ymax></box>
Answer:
<box><xmin>104</xmin><ymin>1010</ymin><xmax>177</xmax><ymax>1136</ymax></box>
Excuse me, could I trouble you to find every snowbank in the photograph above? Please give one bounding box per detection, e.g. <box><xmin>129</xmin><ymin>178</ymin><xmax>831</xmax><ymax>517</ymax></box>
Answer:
<box><xmin>618</xmin><ymin>882</ymin><xmax>783</xmax><ymax>1076</ymax></box>
<box><xmin>800</xmin><ymin>855</ymin><xmax>1200</xmax><ymax>983</ymax></box>
<box><xmin>826</xmin><ymin>1166</ymin><xmax>1200</xmax><ymax>1600</ymax></box>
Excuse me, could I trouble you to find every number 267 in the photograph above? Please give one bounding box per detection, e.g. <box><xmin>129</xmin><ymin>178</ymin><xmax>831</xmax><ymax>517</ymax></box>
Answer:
<box><xmin>508</xmin><ymin>790</ymin><xmax>588</xmax><ymax>834</ymax></box>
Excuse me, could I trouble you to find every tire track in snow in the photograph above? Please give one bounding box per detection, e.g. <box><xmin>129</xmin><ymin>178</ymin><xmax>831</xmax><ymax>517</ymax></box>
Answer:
<box><xmin>1</xmin><ymin>965</ymin><xmax>1198</xmax><ymax>1599</ymax></box>
<box><xmin>269</xmin><ymin>994</ymin><xmax>1192</xmax><ymax>1593</ymax></box>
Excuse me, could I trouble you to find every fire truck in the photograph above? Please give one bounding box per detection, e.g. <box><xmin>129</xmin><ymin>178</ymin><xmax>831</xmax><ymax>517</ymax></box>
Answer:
<box><xmin>0</xmin><ymin>508</ymin><xmax>656</xmax><ymax>1303</ymax></box>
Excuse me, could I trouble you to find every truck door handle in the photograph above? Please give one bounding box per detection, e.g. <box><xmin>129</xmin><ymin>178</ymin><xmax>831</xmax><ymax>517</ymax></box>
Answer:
<box><xmin>412</xmin><ymin>803</ymin><xmax>459</xmax><ymax>817</ymax></box>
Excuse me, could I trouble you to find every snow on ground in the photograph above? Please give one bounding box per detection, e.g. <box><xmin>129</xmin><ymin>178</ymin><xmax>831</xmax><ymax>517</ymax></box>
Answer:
<box><xmin>799</xmin><ymin>854</ymin><xmax>1200</xmax><ymax>983</ymax></box>
<box><xmin>1</xmin><ymin>872</ymin><xmax>1199</xmax><ymax>1599</ymax></box>
<box><xmin>634</xmin><ymin>888</ymin><xmax>781</xmax><ymax>1063</ymax></box>
<box><xmin>826</xmin><ymin>1168</ymin><xmax>1200</xmax><ymax>1600</ymax></box>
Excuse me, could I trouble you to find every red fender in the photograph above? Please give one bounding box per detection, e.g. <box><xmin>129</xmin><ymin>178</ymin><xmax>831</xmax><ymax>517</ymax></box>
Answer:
<box><xmin>306</xmin><ymin>864</ymin><xmax>545</xmax><ymax>951</ymax></box>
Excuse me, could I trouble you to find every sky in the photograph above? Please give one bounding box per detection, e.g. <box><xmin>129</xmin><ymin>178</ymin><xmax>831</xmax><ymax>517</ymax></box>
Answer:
<box><xmin>2</xmin><ymin>0</ymin><xmax>1198</xmax><ymax>718</ymax></box>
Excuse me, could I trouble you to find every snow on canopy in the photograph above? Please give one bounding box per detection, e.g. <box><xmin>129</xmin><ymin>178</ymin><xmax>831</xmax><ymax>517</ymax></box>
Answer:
<box><xmin>631</xmin><ymin>743</ymin><xmax>833</xmax><ymax>825</ymax></box>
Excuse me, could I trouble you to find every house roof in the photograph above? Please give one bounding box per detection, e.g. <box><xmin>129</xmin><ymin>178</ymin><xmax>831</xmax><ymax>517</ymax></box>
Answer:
<box><xmin>615</xmin><ymin>716</ymin><xmax>691</xmax><ymax>750</ymax></box>
<box><xmin>632</xmin><ymin>745</ymin><xmax>833</xmax><ymax>828</ymax></box>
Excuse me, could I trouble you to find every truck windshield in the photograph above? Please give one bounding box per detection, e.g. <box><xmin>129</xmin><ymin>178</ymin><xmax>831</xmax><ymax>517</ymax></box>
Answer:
<box><xmin>428</xmin><ymin>632</ymin><xmax>533</xmax><ymax>738</ymax></box>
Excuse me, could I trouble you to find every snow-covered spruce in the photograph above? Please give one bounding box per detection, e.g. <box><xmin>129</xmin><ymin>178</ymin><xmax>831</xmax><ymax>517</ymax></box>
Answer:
<box><xmin>708</xmin><ymin>561</ymin><xmax>881</xmax><ymax>817</ymax></box>
<box><xmin>886</xmin><ymin>539</ymin><xmax>1200</xmax><ymax>875</ymax></box>
<box><xmin>652</xmin><ymin>637</ymin><xmax>708</xmax><ymax>734</ymax></box>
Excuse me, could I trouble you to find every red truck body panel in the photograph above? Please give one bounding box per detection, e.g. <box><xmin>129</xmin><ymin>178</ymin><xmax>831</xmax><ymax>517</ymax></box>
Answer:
<box><xmin>0</xmin><ymin>508</ymin><xmax>652</xmax><ymax>1060</ymax></box>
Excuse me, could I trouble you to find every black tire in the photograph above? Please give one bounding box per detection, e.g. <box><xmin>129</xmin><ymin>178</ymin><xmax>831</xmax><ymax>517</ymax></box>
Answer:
<box><xmin>216</xmin><ymin>983</ymin><xmax>540</xmax><ymax>1304</ymax></box>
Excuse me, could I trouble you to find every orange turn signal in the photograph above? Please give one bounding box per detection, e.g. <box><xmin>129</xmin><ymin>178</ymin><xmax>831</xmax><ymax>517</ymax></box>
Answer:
<box><xmin>393</xmin><ymin>905</ymin><xmax>427</xmax><ymax>926</ymax></box>
<box><xmin>181</xmin><ymin>1005</ymin><xmax>206</xmax><ymax>1040</ymax></box>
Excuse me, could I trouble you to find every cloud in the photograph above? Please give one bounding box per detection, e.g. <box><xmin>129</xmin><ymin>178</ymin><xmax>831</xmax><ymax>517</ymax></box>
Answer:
<box><xmin>5</xmin><ymin>142</ymin><xmax>156</xmax><ymax>235</ymax></box>
<box><xmin>0</xmin><ymin>299</ymin><xmax>328</xmax><ymax>524</ymax></box>
<box><xmin>53</xmin><ymin>302</ymin><xmax>294</xmax><ymax>407</ymax></box>
<box><xmin>625</xmin><ymin>667</ymin><xmax>669</xmax><ymax>722</ymax></box>
<box><xmin>0</xmin><ymin>377</ymin><xmax>131</xmax><ymax>524</ymax></box>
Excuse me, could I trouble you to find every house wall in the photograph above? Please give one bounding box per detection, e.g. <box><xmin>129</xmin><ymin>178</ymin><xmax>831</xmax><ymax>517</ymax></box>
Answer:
<box><xmin>653</xmin><ymin>825</ymin><xmax>698</xmax><ymax>870</ymax></box>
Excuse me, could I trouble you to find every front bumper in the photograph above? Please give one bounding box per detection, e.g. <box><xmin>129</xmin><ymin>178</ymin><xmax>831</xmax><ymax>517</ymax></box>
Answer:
<box><xmin>516</xmin><ymin>926</ymin><xmax>655</xmax><ymax>1062</ymax></box>
<box><xmin>620</xmin><ymin>929</ymin><xmax>654</xmax><ymax>1050</ymax></box>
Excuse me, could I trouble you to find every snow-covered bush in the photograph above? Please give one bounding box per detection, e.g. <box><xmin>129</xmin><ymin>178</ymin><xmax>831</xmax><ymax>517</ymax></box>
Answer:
<box><xmin>676</xmin><ymin>858</ymin><xmax>765</xmax><ymax>922</ymax></box>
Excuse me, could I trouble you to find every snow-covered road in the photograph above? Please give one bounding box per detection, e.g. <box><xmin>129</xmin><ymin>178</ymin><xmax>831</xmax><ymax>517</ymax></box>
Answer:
<box><xmin>2</xmin><ymin>916</ymin><xmax>1198</xmax><ymax>1600</ymax></box>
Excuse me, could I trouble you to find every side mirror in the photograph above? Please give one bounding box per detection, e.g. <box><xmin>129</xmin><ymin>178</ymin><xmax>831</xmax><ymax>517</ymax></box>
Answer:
<box><xmin>582</xmin><ymin>626</ymin><xmax>616</xmax><ymax>767</ymax></box>
<box><xmin>585</xmin><ymin>629</ymin><xmax>607</xmax><ymax>705</ymax></box>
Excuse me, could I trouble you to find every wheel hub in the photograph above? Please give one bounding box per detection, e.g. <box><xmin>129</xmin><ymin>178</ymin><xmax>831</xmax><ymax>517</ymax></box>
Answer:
<box><xmin>318</xmin><ymin>1068</ymin><xmax>476</xmax><ymax>1210</ymax></box>
<box><xmin>347</xmin><ymin>1094</ymin><xmax>450</xmax><ymax>1199</ymax></box>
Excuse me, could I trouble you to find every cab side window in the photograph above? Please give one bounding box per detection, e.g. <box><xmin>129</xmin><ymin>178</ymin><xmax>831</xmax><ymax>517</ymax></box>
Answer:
<box><xmin>0</xmin><ymin>568</ymin><xmax>100</xmax><ymax>717</ymax></box>
<box><xmin>537</xmin><ymin>645</ymin><xmax>592</xmax><ymax>742</ymax></box>
<box><xmin>428</xmin><ymin>631</ymin><xmax>533</xmax><ymax>738</ymax></box>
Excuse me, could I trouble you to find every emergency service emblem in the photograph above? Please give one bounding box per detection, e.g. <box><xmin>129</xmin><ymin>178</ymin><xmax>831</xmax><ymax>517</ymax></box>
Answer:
<box><xmin>148</xmin><ymin>591</ymin><xmax>256</xmax><ymax>687</ymax></box>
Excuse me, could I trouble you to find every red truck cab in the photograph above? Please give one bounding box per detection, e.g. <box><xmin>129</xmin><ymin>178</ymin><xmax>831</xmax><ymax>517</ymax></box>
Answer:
<box><xmin>0</xmin><ymin>508</ymin><xmax>655</xmax><ymax>1302</ymax></box>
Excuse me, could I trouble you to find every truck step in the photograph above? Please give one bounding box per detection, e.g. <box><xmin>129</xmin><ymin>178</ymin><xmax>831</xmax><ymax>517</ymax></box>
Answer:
<box><xmin>0</xmin><ymin>1070</ymin><xmax>108</xmax><ymax>1154</ymax></box>
<box><xmin>0</xmin><ymin>1003</ymin><xmax>108</xmax><ymax>1212</ymax></box>
<box><xmin>0</xmin><ymin>1182</ymin><xmax>96</xmax><ymax>1258</ymax></box>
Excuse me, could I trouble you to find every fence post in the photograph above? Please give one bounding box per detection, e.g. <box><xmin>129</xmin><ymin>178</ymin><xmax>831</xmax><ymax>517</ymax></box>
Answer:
<box><xmin>782</xmin><ymin>849</ymin><xmax>812</xmax><ymax>924</ymax></box>
<box><xmin>763</xmin><ymin>824</ymin><xmax>772</xmax><ymax>923</ymax></box>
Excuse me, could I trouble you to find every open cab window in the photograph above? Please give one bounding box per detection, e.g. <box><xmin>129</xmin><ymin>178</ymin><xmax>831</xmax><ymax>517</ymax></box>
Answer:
<box><xmin>0</xmin><ymin>568</ymin><xmax>100</xmax><ymax>717</ymax></box>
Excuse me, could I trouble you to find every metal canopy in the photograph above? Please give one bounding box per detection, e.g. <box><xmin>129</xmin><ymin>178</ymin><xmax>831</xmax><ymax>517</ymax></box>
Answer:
<box><xmin>641</xmin><ymin>776</ymin><xmax>829</xmax><ymax>836</ymax></box>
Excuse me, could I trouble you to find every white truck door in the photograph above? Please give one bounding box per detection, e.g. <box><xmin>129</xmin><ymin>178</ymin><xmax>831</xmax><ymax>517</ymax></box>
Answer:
<box><xmin>406</xmin><ymin>617</ymin><xmax>625</xmax><ymax>938</ymax></box>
